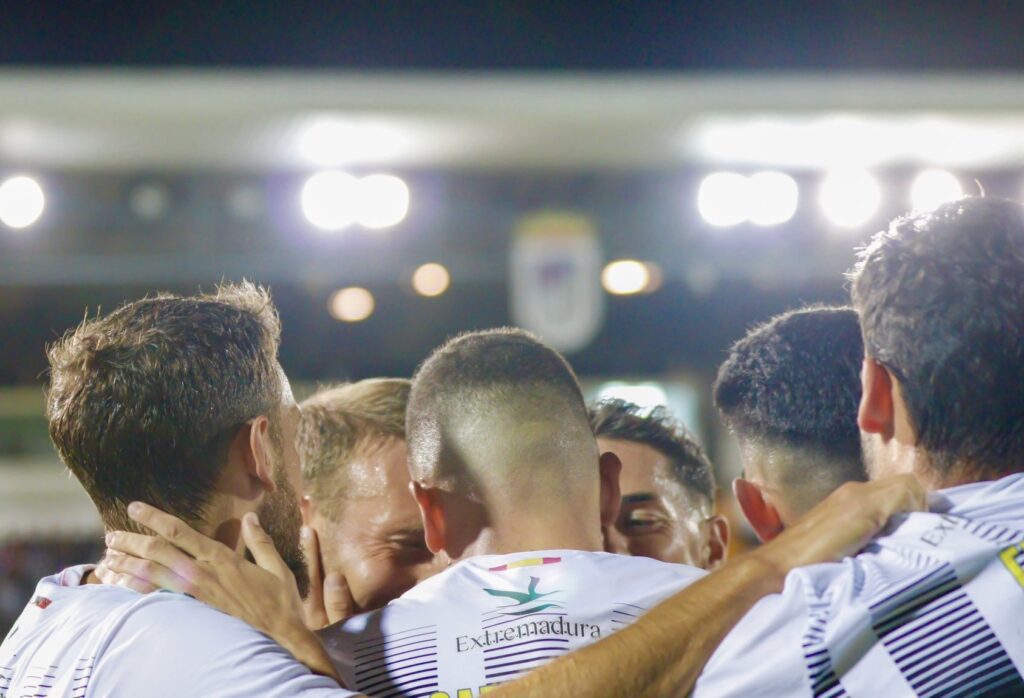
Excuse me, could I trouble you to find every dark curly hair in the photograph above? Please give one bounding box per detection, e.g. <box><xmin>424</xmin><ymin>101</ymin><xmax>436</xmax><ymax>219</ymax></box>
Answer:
<box><xmin>589</xmin><ymin>398</ymin><xmax>716</xmax><ymax>504</ymax></box>
<box><xmin>712</xmin><ymin>305</ymin><xmax>865</xmax><ymax>486</ymax></box>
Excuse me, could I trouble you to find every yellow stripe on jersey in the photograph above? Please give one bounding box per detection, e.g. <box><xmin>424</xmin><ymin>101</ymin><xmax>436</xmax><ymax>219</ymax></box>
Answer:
<box><xmin>999</xmin><ymin>542</ymin><xmax>1024</xmax><ymax>589</ymax></box>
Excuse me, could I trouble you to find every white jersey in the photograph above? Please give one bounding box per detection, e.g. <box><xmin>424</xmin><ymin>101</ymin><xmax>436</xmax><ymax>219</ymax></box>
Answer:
<box><xmin>0</xmin><ymin>565</ymin><xmax>355</xmax><ymax>697</ymax></box>
<box><xmin>319</xmin><ymin>549</ymin><xmax>704</xmax><ymax>697</ymax></box>
<box><xmin>695</xmin><ymin>473</ymin><xmax>1024</xmax><ymax>697</ymax></box>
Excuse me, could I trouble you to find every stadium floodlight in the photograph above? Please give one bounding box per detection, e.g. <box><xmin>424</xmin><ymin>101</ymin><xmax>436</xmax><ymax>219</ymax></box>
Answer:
<box><xmin>910</xmin><ymin>169</ymin><xmax>962</xmax><ymax>212</ymax></box>
<box><xmin>328</xmin><ymin>287</ymin><xmax>375</xmax><ymax>322</ymax></box>
<box><xmin>412</xmin><ymin>262</ymin><xmax>450</xmax><ymax>297</ymax></box>
<box><xmin>0</xmin><ymin>175</ymin><xmax>45</xmax><ymax>229</ymax></box>
<box><xmin>697</xmin><ymin>172</ymin><xmax>749</xmax><ymax>227</ymax></box>
<box><xmin>748</xmin><ymin>171</ymin><xmax>799</xmax><ymax>226</ymax></box>
<box><xmin>356</xmin><ymin>174</ymin><xmax>410</xmax><ymax>229</ymax></box>
<box><xmin>818</xmin><ymin>170</ymin><xmax>882</xmax><ymax>229</ymax></box>
<box><xmin>602</xmin><ymin>260</ymin><xmax>653</xmax><ymax>295</ymax></box>
<box><xmin>302</xmin><ymin>171</ymin><xmax>360</xmax><ymax>231</ymax></box>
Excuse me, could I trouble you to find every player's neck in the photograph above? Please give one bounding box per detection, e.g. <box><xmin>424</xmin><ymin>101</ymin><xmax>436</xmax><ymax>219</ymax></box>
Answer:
<box><xmin>455</xmin><ymin>515</ymin><xmax>604</xmax><ymax>561</ymax></box>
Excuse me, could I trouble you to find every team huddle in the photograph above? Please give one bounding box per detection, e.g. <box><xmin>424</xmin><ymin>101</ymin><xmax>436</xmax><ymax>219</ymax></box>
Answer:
<box><xmin>2</xmin><ymin>196</ymin><xmax>1024</xmax><ymax>696</ymax></box>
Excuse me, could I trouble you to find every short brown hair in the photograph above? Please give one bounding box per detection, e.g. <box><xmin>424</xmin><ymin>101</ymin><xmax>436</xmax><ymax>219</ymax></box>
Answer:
<box><xmin>850</xmin><ymin>197</ymin><xmax>1024</xmax><ymax>479</ymax></box>
<box><xmin>298</xmin><ymin>378</ymin><xmax>409</xmax><ymax>518</ymax></box>
<box><xmin>46</xmin><ymin>282</ymin><xmax>283</xmax><ymax>531</ymax></box>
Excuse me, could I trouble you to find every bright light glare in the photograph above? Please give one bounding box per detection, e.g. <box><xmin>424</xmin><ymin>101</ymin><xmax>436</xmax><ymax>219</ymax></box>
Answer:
<box><xmin>910</xmin><ymin>169</ymin><xmax>962</xmax><ymax>212</ymax></box>
<box><xmin>302</xmin><ymin>171</ymin><xmax>360</xmax><ymax>231</ymax></box>
<box><xmin>0</xmin><ymin>176</ymin><xmax>45</xmax><ymax>229</ymax></box>
<box><xmin>748</xmin><ymin>171</ymin><xmax>799</xmax><ymax>226</ymax></box>
<box><xmin>329</xmin><ymin>287</ymin><xmax>375</xmax><ymax>322</ymax></box>
<box><xmin>298</xmin><ymin>118</ymin><xmax>409</xmax><ymax>166</ymax></box>
<box><xmin>596</xmin><ymin>382</ymin><xmax>669</xmax><ymax>411</ymax></box>
<box><xmin>697</xmin><ymin>172</ymin><xmax>749</xmax><ymax>227</ymax></box>
<box><xmin>412</xmin><ymin>263</ymin><xmax>450</xmax><ymax>297</ymax></box>
<box><xmin>818</xmin><ymin>170</ymin><xmax>882</xmax><ymax>228</ymax></box>
<box><xmin>602</xmin><ymin>260</ymin><xmax>652</xmax><ymax>295</ymax></box>
<box><xmin>357</xmin><ymin>174</ymin><xmax>410</xmax><ymax>229</ymax></box>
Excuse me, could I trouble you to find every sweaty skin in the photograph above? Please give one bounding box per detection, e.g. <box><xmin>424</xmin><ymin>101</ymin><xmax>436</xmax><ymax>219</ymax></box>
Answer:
<box><xmin>599</xmin><ymin>438</ymin><xmax>724</xmax><ymax>568</ymax></box>
<box><xmin>305</xmin><ymin>438</ymin><xmax>443</xmax><ymax>613</ymax></box>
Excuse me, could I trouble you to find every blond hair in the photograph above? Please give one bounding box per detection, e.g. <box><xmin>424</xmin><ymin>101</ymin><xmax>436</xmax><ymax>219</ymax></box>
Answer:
<box><xmin>298</xmin><ymin>378</ymin><xmax>409</xmax><ymax>518</ymax></box>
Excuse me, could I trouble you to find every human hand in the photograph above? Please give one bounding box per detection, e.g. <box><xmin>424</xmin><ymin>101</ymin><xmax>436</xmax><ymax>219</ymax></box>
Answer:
<box><xmin>751</xmin><ymin>474</ymin><xmax>926</xmax><ymax>577</ymax></box>
<box><xmin>96</xmin><ymin>502</ymin><xmax>340</xmax><ymax>682</ymax></box>
<box><xmin>300</xmin><ymin>525</ymin><xmax>355</xmax><ymax>629</ymax></box>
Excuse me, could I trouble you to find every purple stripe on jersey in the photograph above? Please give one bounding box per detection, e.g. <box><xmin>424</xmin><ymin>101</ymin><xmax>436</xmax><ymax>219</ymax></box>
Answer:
<box><xmin>359</xmin><ymin>666</ymin><xmax>439</xmax><ymax>694</ymax></box>
<box><xmin>353</xmin><ymin>623</ymin><xmax>436</xmax><ymax>648</ymax></box>
<box><xmin>486</xmin><ymin>660</ymin><xmax>559</xmax><ymax>681</ymax></box>
<box><xmin>355</xmin><ymin>651</ymin><xmax>437</xmax><ymax>679</ymax></box>
<box><xmin>354</xmin><ymin>644</ymin><xmax>438</xmax><ymax>671</ymax></box>
<box><xmin>486</xmin><ymin>649</ymin><xmax>569</xmax><ymax>669</ymax></box>
<box><xmin>353</xmin><ymin>632</ymin><xmax>436</xmax><ymax>660</ymax></box>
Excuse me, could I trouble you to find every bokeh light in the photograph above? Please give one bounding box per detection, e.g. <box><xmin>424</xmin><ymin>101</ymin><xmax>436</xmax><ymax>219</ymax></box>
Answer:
<box><xmin>0</xmin><ymin>176</ymin><xmax>45</xmax><ymax>229</ymax></box>
<box><xmin>818</xmin><ymin>170</ymin><xmax>882</xmax><ymax>228</ymax></box>
<box><xmin>910</xmin><ymin>169</ymin><xmax>962</xmax><ymax>212</ymax></box>
<box><xmin>412</xmin><ymin>262</ymin><xmax>450</xmax><ymax>297</ymax></box>
<box><xmin>301</xmin><ymin>171</ymin><xmax>360</xmax><ymax>231</ymax></box>
<box><xmin>697</xmin><ymin>172</ymin><xmax>749</xmax><ymax>227</ymax></box>
<box><xmin>328</xmin><ymin>287</ymin><xmax>375</xmax><ymax>322</ymax></box>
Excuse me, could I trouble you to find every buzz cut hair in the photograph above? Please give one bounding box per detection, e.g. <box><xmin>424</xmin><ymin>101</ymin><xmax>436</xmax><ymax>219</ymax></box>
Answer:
<box><xmin>298</xmin><ymin>378</ymin><xmax>410</xmax><ymax>518</ymax></box>
<box><xmin>589</xmin><ymin>399</ymin><xmax>716</xmax><ymax>505</ymax></box>
<box><xmin>406</xmin><ymin>327</ymin><xmax>593</xmax><ymax>492</ymax></box>
<box><xmin>46</xmin><ymin>281</ymin><xmax>283</xmax><ymax>532</ymax></box>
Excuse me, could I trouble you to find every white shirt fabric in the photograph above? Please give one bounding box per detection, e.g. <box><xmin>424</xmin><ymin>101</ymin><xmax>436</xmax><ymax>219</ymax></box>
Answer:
<box><xmin>319</xmin><ymin>549</ymin><xmax>704</xmax><ymax>697</ymax></box>
<box><xmin>695</xmin><ymin>473</ymin><xmax>1024</xmax><ymax>697</ymax></box>
<box><xmin>0</xmin><ymin>564</ymin><xmax>356</xmax><ymax>697</ymax></box>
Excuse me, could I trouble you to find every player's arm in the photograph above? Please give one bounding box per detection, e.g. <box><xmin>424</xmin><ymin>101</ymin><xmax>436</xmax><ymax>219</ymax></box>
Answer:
<box><xmin>102</xmin><ymin>475</ymin><xmax>924</xmax><ymax>697</ymax></box>
<box><xmin>489</xmin><ymin>474</ymin><xmax>926</xmax><ymax>698</ymax></box>
<box><xmin>99</xmin><ymin>508</ymin><xmax>347</xmax><ymax>687</ymax></box>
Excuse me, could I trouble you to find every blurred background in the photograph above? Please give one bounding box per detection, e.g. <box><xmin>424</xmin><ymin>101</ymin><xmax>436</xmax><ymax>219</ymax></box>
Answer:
<box><xmin>4</xmin><ymin>1</ymin><xmax>1024</xmax><ymax>634</ymax></box>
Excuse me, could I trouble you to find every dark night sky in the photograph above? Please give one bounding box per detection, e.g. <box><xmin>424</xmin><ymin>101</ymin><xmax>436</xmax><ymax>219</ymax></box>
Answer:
<box><xmin>3</xmin><ymin>0</ymin><xmax>1024</xmax><ymax>71</ymax></box>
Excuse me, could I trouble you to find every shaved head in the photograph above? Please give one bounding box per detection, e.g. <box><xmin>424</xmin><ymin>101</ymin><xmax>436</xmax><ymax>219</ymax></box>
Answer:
<box><xmin>407</xmin><ymin>328</ymin><xmax>598</xmax><ymax>513</ymax></box>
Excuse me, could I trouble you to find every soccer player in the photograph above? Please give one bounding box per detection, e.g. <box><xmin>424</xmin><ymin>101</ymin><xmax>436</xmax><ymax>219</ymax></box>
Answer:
<box><xmin>0</xmin><ymin>284</ymin><xmax>351</xmax><ymax>696</ymax></box>
<box><xmin>298</xmin><ymin>379</ymin><xmax>442</xmax><ymax>616</ymax></box>
<box><xmin>88</xmin><ymin>330</ymin><xmax>925</xmax><ymax>695</ymax></box>
<box><xmin>712</xmin><ymin>306</ymin><xmax>867</xmax><ymax>541</ymax></box>
<box><xmin>694</xmin><ymin>197</ymin><xmax>1024</xmax><ymax>695</ymax></box>
<box><xmin>590</xmin><ymin>399</ymin><xmax>729</xmax><ymax>568</ymax></box>
<box><xmin>307</xmin><ymin>329</ymin><xmax>705</xmax><ymax>695</ymax></box>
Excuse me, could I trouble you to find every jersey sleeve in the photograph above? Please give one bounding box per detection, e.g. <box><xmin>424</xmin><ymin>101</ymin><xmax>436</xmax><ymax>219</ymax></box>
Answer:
<box><xmin>692</xmin><ymin>579</ymin><xmax>812</xmax><ymax>697</ymax></box>
<box><xmin>88</xmin><ymin>594</ymin><xmax>360</xmax><ymax>697</ymax></box>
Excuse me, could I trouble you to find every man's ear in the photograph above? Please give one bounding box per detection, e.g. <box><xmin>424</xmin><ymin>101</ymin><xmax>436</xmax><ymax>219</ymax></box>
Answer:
<box><xmin>411</xmin><ymin>481</ymin><xmax>447</xmax><ymax>555</ymax></box>
<box><xmin>597</xmin><ymin>451</ymin><xmax>623</xmax><ymax>529</ymax></box>
<box><xmin>704</xmin><ymin>514</ymin><xmax>730</xmax><ymax>569</ymax></box>
<box><xmin>733</xmin><ymin>477</ymin><xmax>783</xmax><ymax>543</ymax></box>
<box><xmin>221</xmin><ymin>416</ymin><xmax>276</xmax><ymax>502</ymax></box>
<box><xmin>858</xmin><ymin>358</ymin><xmax>895</xmax><ymax>441</ymax></box>
<box><xmin>247</xmin><ymin>416</ymin><xmax>278</xmax><ymax>492</ymax></box>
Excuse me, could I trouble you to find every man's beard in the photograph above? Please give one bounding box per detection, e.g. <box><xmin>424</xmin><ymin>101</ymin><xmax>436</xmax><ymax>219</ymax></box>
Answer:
<box><xmin>247</xmin><ymin>462</ymin><xmax>310</xmax><ymax>599</ymax></box>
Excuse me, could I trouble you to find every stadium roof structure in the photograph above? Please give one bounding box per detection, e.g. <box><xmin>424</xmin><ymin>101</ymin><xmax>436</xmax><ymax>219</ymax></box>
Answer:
<box><xmin>4</xmin><ymin>70</ymin><xmax>1024</xmax><ymax>170</ymax></box>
